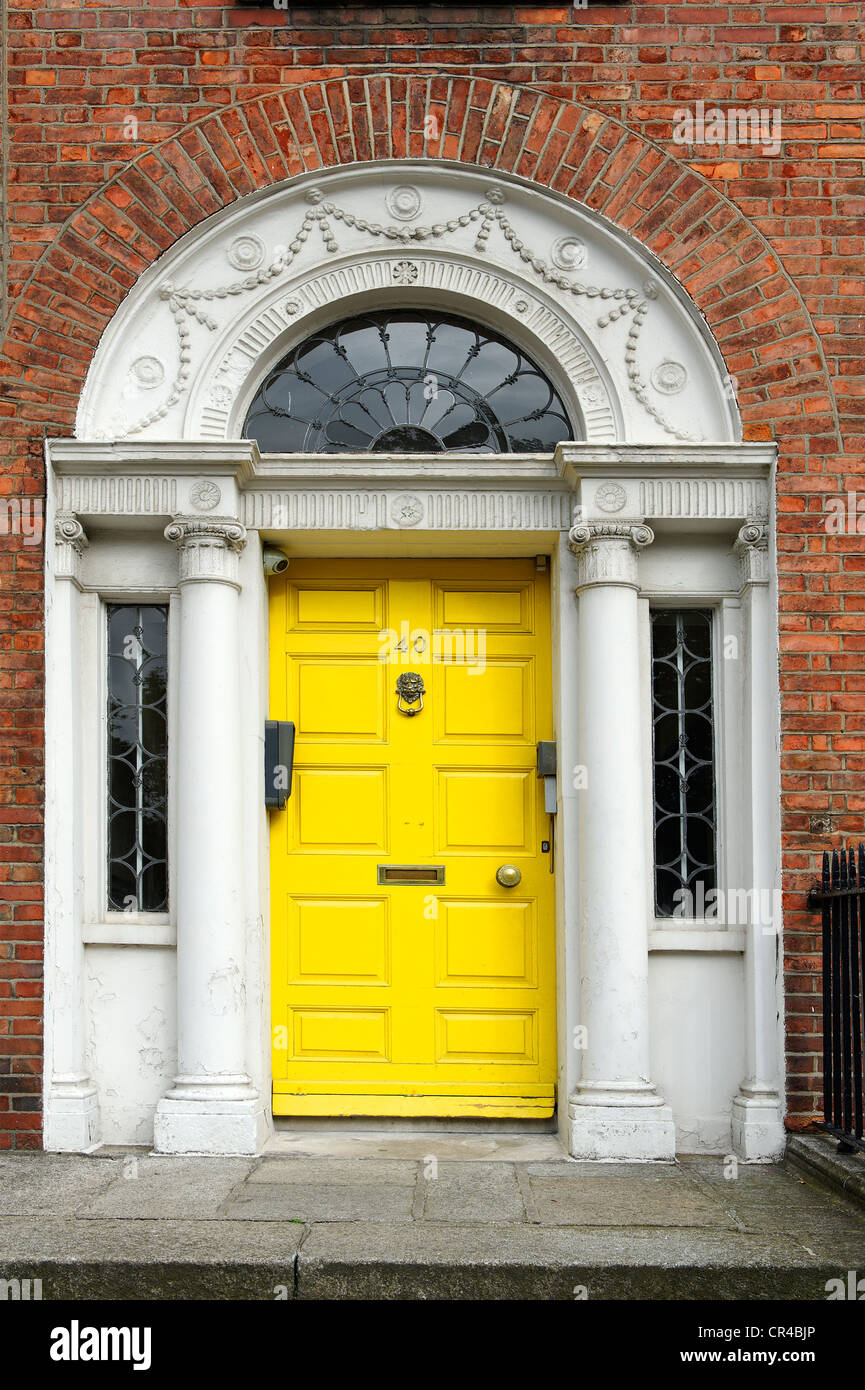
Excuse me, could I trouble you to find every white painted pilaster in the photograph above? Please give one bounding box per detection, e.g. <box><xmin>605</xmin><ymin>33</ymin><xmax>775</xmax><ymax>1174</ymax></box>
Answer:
<box><xmin>154</xmin><ymin>517</ymin><xmax>267</xmax><ymax>1155</ymax></box>
<box><xmin>567</xmin><ymin>519</ymin><xmax>676</xmax><ymax>1160</ymax></box>
<box><xmin>43</xmin><ymin>513</ymin><xmax>101</xmax><ymax>1151</ymax></box>
<box><xmin>731</xmin><ymin>521</ymin><xmax>786</xmax><ymax>1160</ymax></box>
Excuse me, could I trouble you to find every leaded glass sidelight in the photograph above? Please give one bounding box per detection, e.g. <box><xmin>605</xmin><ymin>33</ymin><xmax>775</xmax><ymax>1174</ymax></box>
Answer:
<box><xmin>107</xmin><ymin>605</ymin><xmax>168</xmax><ymax>912</ymax></box>
<box><xmin>651</xmin><ymin>609</ymin><xmax>717</xmax><ymax>917</ymax></box>
<box><xmin>243</xmin><ymin>311</ymin><xmax>575</xmax><ymax>454</ymax></box>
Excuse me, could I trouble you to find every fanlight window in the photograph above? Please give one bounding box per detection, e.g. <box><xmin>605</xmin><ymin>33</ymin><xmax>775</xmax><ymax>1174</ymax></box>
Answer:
<box><xmin>243</xmin><ymin>311</ymin><xmax>575</xmax><ymax>454</ymax></box>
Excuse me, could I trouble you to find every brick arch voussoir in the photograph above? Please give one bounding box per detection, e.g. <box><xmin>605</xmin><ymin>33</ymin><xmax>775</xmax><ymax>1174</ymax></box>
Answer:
<box><xmin>3</xmin><ymin>75</ymin><xmax>837</xmax><ymax>447</ymax></box>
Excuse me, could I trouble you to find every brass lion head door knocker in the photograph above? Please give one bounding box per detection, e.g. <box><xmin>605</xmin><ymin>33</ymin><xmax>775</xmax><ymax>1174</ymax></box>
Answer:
<box><xmin>395</xmin><ymin>671</ymin><xmax>425</xmax><ymax>715</ymax></box>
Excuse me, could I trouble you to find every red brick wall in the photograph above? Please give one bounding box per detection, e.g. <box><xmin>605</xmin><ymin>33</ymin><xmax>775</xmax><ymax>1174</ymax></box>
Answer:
<box><xmin>3</xmin><ymin>1</ymin><xmax>863</xmax><ymax>1146</ymax></box>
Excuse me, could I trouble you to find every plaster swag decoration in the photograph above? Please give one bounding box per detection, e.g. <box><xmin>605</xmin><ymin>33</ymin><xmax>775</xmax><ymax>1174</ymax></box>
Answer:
<box><xmin>99</xmin><ymin>187</ymin><xmax>700</xmax><ymax>446</ymax></box>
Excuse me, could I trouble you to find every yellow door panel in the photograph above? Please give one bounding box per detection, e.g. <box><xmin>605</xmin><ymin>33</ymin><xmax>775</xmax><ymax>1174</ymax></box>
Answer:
<box><xmin>292</xmin><ymin>1008</ymin><xmax>391</xmax><ymax>1060</ymax></box>
<box><xmin>437</xmin><ymin>770</ymin><xmax>534</xmax><ymax>852</ymax></box>
<box><xmin>294</xmin><ymin>768</ymin><xmax>388</xmax><ymax>851</ymax></box>
<box><xmin>437</xmin><ymin>899</ymin><xmax>536</xmax><ymax>987</ymax></box>
<box><xmin>293</xmin><ymin>581</ymin><xmax>385</xmax><ymax>630</ymax></box>
<box><xmin>294</xmin><ymin>659</ymin><xmax>386</xmax><ymax>740</ymax></box>
<box><xmin>270</xmin><ymin>558</ymin><xmax>556</xmax><ymax>1118</ymax></box>
<box><xmin>290</xmin><ymin>897</ymin><xmax>391</xmax><ymax>984</ymax></box>
<box><xmin>437</xmin><ymin>660</ymin><xmax>534</xmax><ymax>741</ymax></box>
<box><xmin>436</xmin><ymin>582</ymin><xmax>533</xmax><ymax>632</ymax></box>
<box><xmin>436</xmin><ymin>1009</ymin><xmax>537</xmax><ymax>1063</ymax></box>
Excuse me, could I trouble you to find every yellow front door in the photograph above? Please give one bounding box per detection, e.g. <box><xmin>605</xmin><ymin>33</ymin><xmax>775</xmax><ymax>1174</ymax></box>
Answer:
<box><xmin>269</xmin><ymin>558</ymin><xmax>556</xmax><ymax>1118</ymax></box>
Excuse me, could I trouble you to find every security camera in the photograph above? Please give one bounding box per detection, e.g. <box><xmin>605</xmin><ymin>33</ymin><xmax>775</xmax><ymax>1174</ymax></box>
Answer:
<box><xmin>262</xmin><ymin>545</ymin><xmax>289</xmax><ymax>577</ymax></box>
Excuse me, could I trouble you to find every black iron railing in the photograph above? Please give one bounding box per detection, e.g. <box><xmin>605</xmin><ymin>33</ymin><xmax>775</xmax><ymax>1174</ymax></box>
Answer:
<box><xmin>808</xmin><ymin>845</ymin><xmax>865</xmax><ymax>1153</ymax></box>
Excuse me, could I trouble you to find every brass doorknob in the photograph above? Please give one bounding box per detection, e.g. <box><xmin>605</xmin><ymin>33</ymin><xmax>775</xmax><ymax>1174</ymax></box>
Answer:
<box><xmin>496</xmin><ymin>864</ymin><xmax>522</xmax><ymax>888</ymax></box>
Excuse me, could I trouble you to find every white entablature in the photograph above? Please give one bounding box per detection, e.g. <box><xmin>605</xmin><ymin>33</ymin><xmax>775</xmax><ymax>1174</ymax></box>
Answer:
<box><xmin>48</xmin><ymin>440</ymin><xmax>773</xmax><ymax>541</ymax></box>
<box><xmin>76</xmin><ymin>162</ymin><xmax>740</xmax><ymax>450</ymax></box>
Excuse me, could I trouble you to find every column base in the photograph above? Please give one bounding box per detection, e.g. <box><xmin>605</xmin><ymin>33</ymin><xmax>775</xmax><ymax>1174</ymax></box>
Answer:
<box><xmin>154</xmin><ymin>1079</ymin><xmax>269</xmax><ymax>1156</ymax></box>
<box><xmin>568</xmin><ymin>1097</ymin><xmax>677</xmax><ymax>1161</ymax></box>
<box><xmin>44</xmin><ymin>1077</ymin><xmax>101</xmax><ymax>1153</ymax></box>
<box><xmin>731</xmin><ymin>1088</ymin><xmax>786</xmax><ymax>1162</ymax></box>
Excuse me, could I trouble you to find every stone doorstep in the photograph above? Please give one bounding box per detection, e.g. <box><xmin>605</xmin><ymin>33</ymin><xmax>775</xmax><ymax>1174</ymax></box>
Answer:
<box><xmin>1</xmin><ymin>1148</ymin><xmax>865</xmax><ymax>1300</ymax></box>
<box><xmin>0</xmin><ymin>1229</ymin><xmax>859</xmax><ymax>1302</ymax></box>
<box><xmin>786</xmin><ymin>1133</ymin><xmax>865</xmax><ymax>1211</ymax></box>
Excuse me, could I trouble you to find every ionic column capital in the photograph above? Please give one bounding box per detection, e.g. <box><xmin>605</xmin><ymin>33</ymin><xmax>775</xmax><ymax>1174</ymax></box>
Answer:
<box><xmin>568</xmin><ymin>520</ymin><xmax>655</xmax><ymax>590</ymax></box>
<box><xmin>164</xmin><ymin>516</ymin><xmax>247</xmax><ymax>586</ymax></box>
<box><xmin>54</xmin><ymin>511</ymin><xmax>89</xmax><ymax>582</ymax></box>
<box><xmin>734</xmin><ymin>519</ymin><xmax>770</xmax><ymax>589</ymax></box>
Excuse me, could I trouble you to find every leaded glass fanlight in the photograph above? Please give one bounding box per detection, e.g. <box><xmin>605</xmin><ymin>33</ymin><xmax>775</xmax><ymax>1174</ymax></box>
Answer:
<box><xmin>243</xmin><ymin>311</ymin><xmax>575</xmax><ymax>454</ymax></box>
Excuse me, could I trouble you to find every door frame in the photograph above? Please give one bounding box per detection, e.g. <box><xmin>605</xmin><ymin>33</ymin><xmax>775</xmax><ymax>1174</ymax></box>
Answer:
<box><xmin>44</xmin><ymin>438</ymin><xmax>781</xmax><ymax>1157</ymax></box>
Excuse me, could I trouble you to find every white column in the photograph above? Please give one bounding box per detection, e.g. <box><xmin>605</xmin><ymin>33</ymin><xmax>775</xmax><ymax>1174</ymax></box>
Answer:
<box><xmin>154</xmin><ymin>518</ymin><xmax>267</xmax><ymax>1155</ymax></box>
<box><xmin>44</xmin><ymin>513</ymin><xmax>101</xmax><ymax>1150</ymax></box>
<box><xmin>731</xmin><ymin>521</ymin><xmax>786</xmax><ymax>1159</ymax></box>
<box><xmin>567</xmin><ymin>520</ymin><xmax>676</xmax><ymax>1160</ymax></box>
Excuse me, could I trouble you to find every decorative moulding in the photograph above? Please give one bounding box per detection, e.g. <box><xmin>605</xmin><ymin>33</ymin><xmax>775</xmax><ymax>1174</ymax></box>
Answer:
<box><xmin>54</xmin><ymin>511</ymin><xmax>89</xmax><ymax>583</ymax></box>
<box><xmin>568</xmin><ymin>520</ymin><xmax>656</xmax><ymax>590</ymax></box>
<box><xmin>189</xmin><ymin>257</ymin><xmax>618</xmax><ymax>445</ymax></box>
<box><xmin>240</xmin><ymin>490</ymin><xmax>574</xmax><ymax>533</ymax></box>
<box><xmin>47</xmin><ymin>440</ymin><xmax>774</xmax><ymax>536</ymax></box>
<box><xmin>735</xmin><ymin>520</ymin><xmax>771</xmax><ymax>587</ymax></box>
<box><xmin>556</xmin><ymin>441</ymin><xmax>774</xmax><ymax>523</ymax></box>
<box><xmin>76</xmin><ymin>164</ymin><xmax>741</xmax><ymax>451</ymax></box>
<box><xmin>164</xmin><ymin>517</ymin><xmax>248</xmax><ymax>586</ymax></box>
<box><xmin>386</xmin><ymin>185</ymin><xmax>424</xmax><ymax>221</ymax></box>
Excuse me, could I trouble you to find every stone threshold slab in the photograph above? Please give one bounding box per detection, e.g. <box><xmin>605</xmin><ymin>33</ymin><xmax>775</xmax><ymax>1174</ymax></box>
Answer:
<box><xmin>263</xmin><ymin>1130</ymin><xmax>567</xmax><ymax>1162</ymax></box>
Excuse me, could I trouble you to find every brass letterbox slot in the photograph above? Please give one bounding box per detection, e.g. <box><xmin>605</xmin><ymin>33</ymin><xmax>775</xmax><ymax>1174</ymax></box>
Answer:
<box><xmin>377</xmin><ymin>865</ymin><xmax>445</xmax><ymax>885</ymax></box>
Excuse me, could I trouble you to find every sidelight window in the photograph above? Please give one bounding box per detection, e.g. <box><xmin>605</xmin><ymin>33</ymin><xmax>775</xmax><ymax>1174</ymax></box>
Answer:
<box><xmin>650</xmin><ymin>608</ymin><xmax>717</xmax><ymax>918</ymax></box>
<box><xmin>106</xmin><ymin>604</ymin><xmax>168</xmax><ymax>912</ymax></box>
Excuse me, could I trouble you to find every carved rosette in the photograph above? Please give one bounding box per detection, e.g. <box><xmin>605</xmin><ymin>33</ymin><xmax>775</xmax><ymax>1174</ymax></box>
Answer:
<box><xmin>54</xmin><ymin>511</ymin><xmax>89</xmax><ymax>581</ymax></box>
<box><xmin>568</xmin><ymin>520</ymin><xmax>655</xmax><ymax>590</ymax></box>
<box><xmin>164</xmin><ymin>517</ymin><xmax>247</xmax><ymax>586</ymax></box>
<box><xmin>734</xmin><ymin>520</ymin><xmax>769</xmax><ymax>588</ymax></box>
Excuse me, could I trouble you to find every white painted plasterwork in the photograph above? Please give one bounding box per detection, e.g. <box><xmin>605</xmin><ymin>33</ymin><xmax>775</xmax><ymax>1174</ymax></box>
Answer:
<box><xmin>50</xmin><ymin>440</ymin><xmax>772</xmax><ymax>536</ymax></box>
<box><xmin>76</xmin><ymin>163</ymin><xmax>740</xmax><ymax>449</ymax></box>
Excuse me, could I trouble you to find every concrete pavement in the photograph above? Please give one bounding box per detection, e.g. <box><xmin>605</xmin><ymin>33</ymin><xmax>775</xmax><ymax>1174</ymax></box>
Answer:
<box><xmin>1</xmin><ymin>1135</ymin><xmax>864</xmax><ymax>1299</ymax></box>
